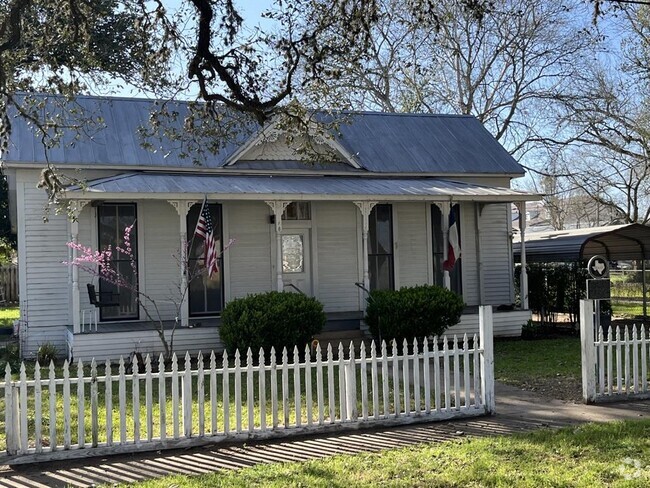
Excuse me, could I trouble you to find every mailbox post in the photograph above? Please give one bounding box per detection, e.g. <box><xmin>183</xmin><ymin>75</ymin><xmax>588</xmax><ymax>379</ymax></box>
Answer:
<box><xmin>586</xmin><ymin>255</ymin><xmax>611</xmax><ymax>333</ymax></box>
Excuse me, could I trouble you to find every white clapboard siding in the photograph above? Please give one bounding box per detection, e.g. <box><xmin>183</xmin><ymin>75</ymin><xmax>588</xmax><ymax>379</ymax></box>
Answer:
<box><xmin>141</xmin><ymin>201</ymin><xmax>182</xmax><ymax>319</ymax></box>
<box><xmin>71</xmin><ymin>325</ymin><xmax>223</xmax><ymax>363</ymax></box>
<box><xmin>395</xmin><ymin>203</ymin><xmax>429</xmax><ymax>288</ymax></box>
<box><xmin>314</xmin><ymin>202</ymin><xmax>359</xmax><ymax>312</ymax></box>
<box><xmin>21</xmin><ymin>176</ymin><xmax>70</xmax><ymax>330</ymax></box>
<box><xmin>76</xmin><ymin>205</ymin><xmax>94</xmax><ymax>315</ymax></box>
<box><xmin>459</xmin><ymin>203</ymin><xmax>479</xmax><ymax>306</ymax></box>
<box><xmin>479</xmin><ymin>204</ymin><xmax>513</xmax><ymax>305</ymax></box>
<box><xmin>0</xmin><ymin>307</ymin><xmax>495</xmax><ymax>465</ymax></box>
<box><xmin>448</xmin><ymin>309</ymin><xmax>530</xmax><ymax>338</ymax></box>
<box><xmin>226</xmin><ymin>202</ymin><xmax>273</xmax><ymax>298</ymax></box>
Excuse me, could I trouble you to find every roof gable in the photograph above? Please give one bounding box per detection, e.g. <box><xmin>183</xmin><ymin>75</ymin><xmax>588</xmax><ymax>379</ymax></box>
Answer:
<box><xmin>225</xmin><ymin>122</ymin><xmax>362</xmax><ymax>169</ymax></box>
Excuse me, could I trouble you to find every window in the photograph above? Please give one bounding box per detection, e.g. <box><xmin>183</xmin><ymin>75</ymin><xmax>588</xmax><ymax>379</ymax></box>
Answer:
<box><xmin>97</xmin><ymin>203</ymin><xmax>138</xmax><ymax>321</ymax></box>
<box><xmin>368</xmin><ymin>204</ymin><xmax>394</xmax><ymax>290</ymax></box>
<box><xmin>282</xmin><ymin>234</ymin><xmax>304</xmax><ymax>273</ymax></box>
<box><xmin>431</xmin><ymin>204</ymin><xmax>462</xmax><ymax>295</ymax></box>
<box><xmin>431</xmin><ymin>204</ymin><xmax>444</xmax><ymax>287</ymax></box>
<box><xmin>187</xmin><ymin>203</ymin><xmax>223</xmax><ymax>316</ymax></box>
<box><xmin>282</xmin><ymin>202</ymin><xmax>311</xmax><ymax>220</ymax></box>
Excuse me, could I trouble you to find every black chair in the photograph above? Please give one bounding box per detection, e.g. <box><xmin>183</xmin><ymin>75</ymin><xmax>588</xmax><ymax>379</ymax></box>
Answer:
<box><xmin>84</xmin><ymin>284</ymin><xmax>120</xmax><ymax>332</ymax></box>
<box><xmin>86</xmin><ymin>283</ymin><xmax>120</xmax><ymax>309</ymax></box>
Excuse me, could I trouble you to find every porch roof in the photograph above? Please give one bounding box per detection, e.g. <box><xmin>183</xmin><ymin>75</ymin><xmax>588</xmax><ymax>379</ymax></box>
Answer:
<box><xmin>70</xmin><ymin>173</ymin><xmax>538</xmax><ymax>202</ymax></box>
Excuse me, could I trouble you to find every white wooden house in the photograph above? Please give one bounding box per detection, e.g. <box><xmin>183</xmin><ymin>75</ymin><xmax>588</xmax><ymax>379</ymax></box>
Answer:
<box><xmin>4</xmin><ymin>96</ymin><xmax>536</xmax><ymax>361</ymax></box>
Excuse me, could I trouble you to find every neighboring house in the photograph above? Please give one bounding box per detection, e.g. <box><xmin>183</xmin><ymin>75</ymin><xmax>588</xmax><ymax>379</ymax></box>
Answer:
<box><xmin>4</xmin><ymin>95</ymin><xmax>537</xmax><ymax>362</ymax></box>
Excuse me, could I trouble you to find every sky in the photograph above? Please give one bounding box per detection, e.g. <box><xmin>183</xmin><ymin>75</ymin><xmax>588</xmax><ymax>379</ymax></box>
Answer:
<box><xmin>111</xmin><ymin>0</ymin><xmax>273</xmax><ymax>98</ymax></box>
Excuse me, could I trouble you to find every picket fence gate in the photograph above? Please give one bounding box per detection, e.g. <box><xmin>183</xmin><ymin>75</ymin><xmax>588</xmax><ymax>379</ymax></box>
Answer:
<box><xmin>580</xmin><ymin>300</ymin><xmax>650</xmax><ymax>403</ymax></box>
<box><xmin>0</xmin><ymin>307</ymin><xmax>495</xmax><ymax>464</ymax></box>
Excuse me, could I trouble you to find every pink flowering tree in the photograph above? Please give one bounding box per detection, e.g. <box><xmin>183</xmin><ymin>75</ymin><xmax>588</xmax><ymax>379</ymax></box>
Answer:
<box><xmin>66</xmin><ymin>223</ymin><xmax>234</xmax><ymax>360</ymax></box>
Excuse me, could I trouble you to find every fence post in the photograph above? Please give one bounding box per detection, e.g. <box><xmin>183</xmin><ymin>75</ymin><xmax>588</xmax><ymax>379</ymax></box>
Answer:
<box><xmin>345</xmin><ymin>342</ymin><xmax>358</xmax><ymax>421</ymax></box>
<box><xmin>580</xmin><ymin>299</ymin><xmax>597</xmax><ymax>403</ymax></box>
<box><xmin>478</xmin><ymin>305</ymin><xmax>495</xmax><ymax>414</ymax></box>
<box><xmin>4</xmin><ymin>365</ymin><xmax>18</xmax><ymax>456</ymax></box>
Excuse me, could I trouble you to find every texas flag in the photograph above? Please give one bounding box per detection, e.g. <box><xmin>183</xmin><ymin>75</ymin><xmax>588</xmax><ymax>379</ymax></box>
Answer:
<box><xmin>443</xmin><ymin>207</ymin><xmax>461</xmax><ymax>271</ymax></box>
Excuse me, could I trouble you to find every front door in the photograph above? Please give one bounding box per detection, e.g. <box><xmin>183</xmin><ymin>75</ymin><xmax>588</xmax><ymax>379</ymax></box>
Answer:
<box><xmin>281</xmin><ymin>230</ymin><xmax>312</xmax><ymax>295</ymax></box>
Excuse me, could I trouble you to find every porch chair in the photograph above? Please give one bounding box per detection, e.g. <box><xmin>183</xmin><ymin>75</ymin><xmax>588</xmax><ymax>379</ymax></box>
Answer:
<box><xmin>83</xmin><ymin>283</ymin><xmax>120</xmax><ymax>332</ymax></box>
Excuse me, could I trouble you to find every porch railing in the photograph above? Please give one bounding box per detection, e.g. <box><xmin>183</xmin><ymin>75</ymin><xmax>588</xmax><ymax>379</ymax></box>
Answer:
<box><xmin>1</xmin><ymin>307</ymin><xmax>495</xmax><ymax>464</ymax></box>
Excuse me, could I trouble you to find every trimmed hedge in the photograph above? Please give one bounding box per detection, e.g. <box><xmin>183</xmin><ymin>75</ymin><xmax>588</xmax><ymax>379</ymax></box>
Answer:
<box><xmin>220</xmin><ymin>291</ymin><xmax>326</xmax><ymax>355</ymax></box>
<box><xmin>365</xmin><ymin>284</ymin><xmax>464</xmax><ymax>343</ymax></box>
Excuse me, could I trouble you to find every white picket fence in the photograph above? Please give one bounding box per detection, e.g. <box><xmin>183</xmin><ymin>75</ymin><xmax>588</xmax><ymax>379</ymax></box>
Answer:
<box><xmin>580</xmin><ymin>300</ymin><xmax>650</xmax><ymax>403</ymax></box>
<box><xmin>0</xmin><ymin>307</ymin><xmax>495</xmax><ymax>464</ymax></box>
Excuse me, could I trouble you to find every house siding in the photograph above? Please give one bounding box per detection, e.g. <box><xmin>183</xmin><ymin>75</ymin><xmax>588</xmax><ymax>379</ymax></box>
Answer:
<box><xmin>226</xmin><ymin>201</ymin><xmax>273</xmax><ymax>299</ymax></box>
<box><xmin>395</xmin><ymin>202</ymin><xmax>429</xmax><ymax>288</ymax></box>
<box><xmin>314</xmin><ymin>202</ymin><xmax>359</xmax><ymax>312</ymax></box>
<box><xmin>480</xmin><ymin>203</ymin><xmax>514</xmax><ymax>305</ymax></box>
<box><xmin>70</xmin><ymin>326</ymin><xmax>222</xmax><ymax>363</ymax></box>
<box><xmin>460</xmin><ymin>203</ymin><xmax>479</xmax><ymax>306</ymax></box>
<box><xmin>141</xmin><ymin>201</ymin><xmax>182</xmax><ymax>318</ymax></box>
<box><xmin>18</xmin><ymin>170</ymin><xmax>71</xmax><ymax>355</ymax></box>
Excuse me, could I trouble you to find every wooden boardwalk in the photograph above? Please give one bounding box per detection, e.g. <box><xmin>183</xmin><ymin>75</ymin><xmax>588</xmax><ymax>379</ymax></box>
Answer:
<box><xmin>0</xmin><ymin>382</ymin><xmax>649</xmax><ymax>487</ymax></box>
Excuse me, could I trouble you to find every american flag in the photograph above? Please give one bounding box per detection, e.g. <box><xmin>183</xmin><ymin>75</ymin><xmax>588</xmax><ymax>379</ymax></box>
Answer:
<box><xmin>195</xmin><ymin>199</ymin><xmax>219</xmax><ymax>278</ymax></box>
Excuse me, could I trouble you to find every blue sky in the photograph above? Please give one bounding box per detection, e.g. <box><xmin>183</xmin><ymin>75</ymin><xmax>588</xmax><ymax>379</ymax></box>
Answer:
<box><xmin>111</xmin><ymin>0</ymin><xmax>273</xmax><ymax>97</ymax></box>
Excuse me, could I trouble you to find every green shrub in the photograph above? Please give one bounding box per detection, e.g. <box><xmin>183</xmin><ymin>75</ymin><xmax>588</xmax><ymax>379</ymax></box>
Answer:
<box><xmin>220</xmin><ymin>291</ymin><xmax>326</xmax><ymax>356</ymax></box>
<box><xmin>521</xmin><ymin>319</ymin><xmax>540</xmax><ymax>340</ymax></box>
<box><xmin>0</xmin><ymin>343</ymin><xmax>20</xmax><ymax>371</ymax></box>
<box><xmin>36</xmin><ymin>342</ymin><xmax>58</xmax><ymax>364</ymax></box>
<box><xmin>365</xmin><ymin>285</ymin><xmax>464</xmax><ymax>344</ymax></box>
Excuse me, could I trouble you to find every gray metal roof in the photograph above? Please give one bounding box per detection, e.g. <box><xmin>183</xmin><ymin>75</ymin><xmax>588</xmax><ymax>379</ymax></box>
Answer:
<box><xmin>232</xmin><ymin>160</ymin><xmax>361</xmax><ymax>172</ymax></box>
<box><xmin>71</xmin><ymin>173</ymin><xmax>534</xmax><ymax>201</ymax></box>
<box><xmin>332</xmin><ymin>112</ymin><xmax>523</xmax><ymax>174</ymax></box>
<box><xmin>3</xmin><ymin>95</ymin><xmax>524</xmax><ymax>176</ymax></box>
<box><xmin>513</xmin><ymin>224</ymin><xmax>650</xmax><ymax>262</ymax></box>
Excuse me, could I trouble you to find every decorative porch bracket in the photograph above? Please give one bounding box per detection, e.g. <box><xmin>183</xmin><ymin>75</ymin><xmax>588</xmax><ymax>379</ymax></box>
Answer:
<box><xmin>354</xmin><ymin>201</ymin><xmax>377</xmax><ymax>299</ymax></box>
<box><xmin>432</xmin><ymin>201</ymin><xmax>452</xmax><ymax>290</ymax></box>
<box><xmin>514</xmin><ymin>201</ymin><xmax>529</xmax><ymax>310</ymax></box>
<box><xmin>168</xmin><ymin>200</ymin><xmax>197</xmax><ymax>327</ymax></box>
<box><xmin>265</xmin><ymin>201</ymin><xmax>291</xmax><ymax>291</ymax></box>
<box><xmin>69</xmin><ymin>200</ymin><xmax>90</xmax><ymax>333</ymax></box>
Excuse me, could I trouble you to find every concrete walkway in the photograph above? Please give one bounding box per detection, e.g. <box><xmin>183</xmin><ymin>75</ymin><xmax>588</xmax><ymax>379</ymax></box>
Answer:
<box><xmin>1</xmin><ymin>383</ymin><xmax>649</xmax><ymax>488</ymax></box>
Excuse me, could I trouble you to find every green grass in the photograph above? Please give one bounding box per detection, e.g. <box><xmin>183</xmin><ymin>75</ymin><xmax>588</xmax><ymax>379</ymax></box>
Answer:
<box><xmin>612</xmin><ymin>301</ymin><xmax>645</xmax><ymax>318</ymax></box>
<box><xmin>494</xmin><ymin>338</ymin><xmax>582</xmax><ymax>385</ymax></box>
<box><xmin>124</xmin><ymin>419</ymin><xmax>650</xmax><ymax>487</ymax></box>
<box><xmin>0</xmin><ymin>306</ymin><xmax>18</xmax><ymax>328</ymax></box>
<box><xmin>0</xmin><ymin>363</ymin><xmax>412</xmax><ymax>452</ymax></box>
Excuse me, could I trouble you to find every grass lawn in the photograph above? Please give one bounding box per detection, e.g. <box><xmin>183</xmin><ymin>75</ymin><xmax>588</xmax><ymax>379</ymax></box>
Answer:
<box><xmin>494</xmin><ymin>338</ymin><xmax>582</xmax><ymax>401</ymax></box>
<box><xmin>611</xmin><ymin>301</ymin><xmax>645</xmax><ymax>318</ymax></box>
<box><xmin>124</xmin><ymin>419</ymin><xmax>650</xmax><ymax>487</ymax></box>
<box><xmin>0</xmin><ymin>306</ymin><xmax>18</xmax><ymax>328</ymax></box>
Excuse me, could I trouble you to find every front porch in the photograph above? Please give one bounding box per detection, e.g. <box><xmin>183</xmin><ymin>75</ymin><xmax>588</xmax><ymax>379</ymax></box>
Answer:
<box><xmin>65</xmin><ymin>308</ymin><xmax>530</xmax><ymax>363</ymax></box>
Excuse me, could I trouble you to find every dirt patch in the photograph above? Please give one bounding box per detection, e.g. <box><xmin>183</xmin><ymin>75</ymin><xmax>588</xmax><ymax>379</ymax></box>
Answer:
<box><xmin>503</xmin><ymin>376</ymin><xmax>583</xmax><ymax>403</ymax></box>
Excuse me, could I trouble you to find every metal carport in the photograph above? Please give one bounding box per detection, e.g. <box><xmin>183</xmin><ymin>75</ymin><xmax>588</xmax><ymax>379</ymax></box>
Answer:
<box><xmin>514</xmin><ymin>223</ymin><xmax>650</xmax><ymax>317</ymax></box>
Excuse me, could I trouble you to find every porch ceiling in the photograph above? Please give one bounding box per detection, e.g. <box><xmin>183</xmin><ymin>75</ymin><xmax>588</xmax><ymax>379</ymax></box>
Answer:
<box><xmin>69</xmin><ymin>173</ymin><xmax>539</xmax><ymax>202</ymax></box>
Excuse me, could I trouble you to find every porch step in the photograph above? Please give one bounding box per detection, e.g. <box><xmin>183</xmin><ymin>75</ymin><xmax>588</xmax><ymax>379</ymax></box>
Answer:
<box><xmin>314</xmin><ymin>329</ymin><xmax>371</xmax><ymax>357</ymax></box>
<box><xmin>324</xmin><ymin>311</ymin><xmax>364</xmax><ymax>332</ymax></box>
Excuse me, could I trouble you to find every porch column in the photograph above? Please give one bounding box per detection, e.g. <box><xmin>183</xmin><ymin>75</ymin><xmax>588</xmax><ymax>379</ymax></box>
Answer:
<box><xmin>434</xmin><ymin>201</ymin><xmax>451</xmax><ymax>290</ymax></box>
<box><xmin>354</xmin><ymin>201</ymin><xmax>377</xmax><ymax>294</ymax></box>
<box><xmin>516</xmin><ymin>202</ymin><xmax>529</xmax><ymax>310</ymax></box>
<box><xmin>70</xmin><ymin>200</ymin><xmax>90</xmax><ymax>334</ymax></box>
<box><xmin>266</xmin><ymin>201</ymin><xmax>291</xmax><ymax>291</ymax></box>
<box><xmin>168</xmin><ymin>200</ymin><xmax>197</xmax><ymax>328</ymax></box>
